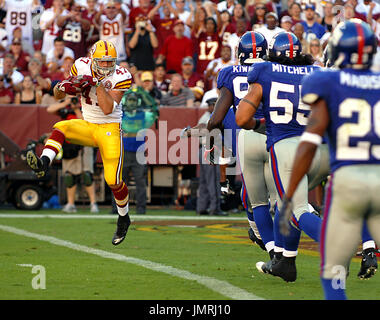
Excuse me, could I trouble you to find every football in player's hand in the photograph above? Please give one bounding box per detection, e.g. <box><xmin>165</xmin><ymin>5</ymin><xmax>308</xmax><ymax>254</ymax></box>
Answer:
<box><xmin>75</xmin><ymin>75</ymin><xmax>99</xmax><ymax>90</ymax></box>
<box><xmin>58</xmin><ymin>76</ymin><xmax>99</xmax><ymax>95</ymax></box>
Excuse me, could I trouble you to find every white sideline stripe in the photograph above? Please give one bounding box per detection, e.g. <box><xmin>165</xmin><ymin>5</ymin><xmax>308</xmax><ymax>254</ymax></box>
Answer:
<box><xmin>0</xmin><ymin>214</ymin><xmax>247</xmax><ymax>221</ymax></box>
<box><xmin>0</xmin><ymin>224</ymin><xmax>263</xmax><ymax>300</ymax></box>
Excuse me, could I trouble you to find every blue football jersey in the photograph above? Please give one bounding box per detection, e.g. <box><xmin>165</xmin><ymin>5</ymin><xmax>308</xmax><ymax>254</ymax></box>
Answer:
<box><xmin>216</xmin><ymin>64</ymin><xmax>265</xmax><ymax>156</ymax></box>
<box><xmin>302</xmin><ymin>68</ymin><xmax>380</xmax><ymax>172</ymax></box>
<box><xmin>247</xmin><ymin>61</ymin><xmax>319</xmax><ymax>150</ymax></box>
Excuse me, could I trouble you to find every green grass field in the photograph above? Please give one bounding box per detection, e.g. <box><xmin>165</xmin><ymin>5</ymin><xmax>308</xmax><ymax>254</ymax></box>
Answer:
<box><xmin>0</xmin><ymin>207</ymin><xmax>379</xmax><ymax>301</ymax></box>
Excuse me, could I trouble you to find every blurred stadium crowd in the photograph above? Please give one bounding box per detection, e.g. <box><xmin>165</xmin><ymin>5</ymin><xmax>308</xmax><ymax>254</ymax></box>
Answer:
<box><xmin>1</xmin><ymin>0</ymin><xmax>379</xmax><ymax>108</ymax></box>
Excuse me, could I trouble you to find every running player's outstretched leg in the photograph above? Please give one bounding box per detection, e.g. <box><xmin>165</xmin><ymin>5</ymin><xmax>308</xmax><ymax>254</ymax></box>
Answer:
<box><xmin>27</xmin><ymin>129</ymin><xmax>66</xmax><ymax>178</ymax></box>
<box><xmin>110</xmin><ymin>182</ymin><xmax>131</xmax><ymax>245</ymax></box>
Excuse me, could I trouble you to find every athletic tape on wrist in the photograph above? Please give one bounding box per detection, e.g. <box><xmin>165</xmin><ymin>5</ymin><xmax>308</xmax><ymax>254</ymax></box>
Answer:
<box><xmin>300</xmin><ymin>131</ymin><xmax>322</xmax><ymax>146</ymax></box>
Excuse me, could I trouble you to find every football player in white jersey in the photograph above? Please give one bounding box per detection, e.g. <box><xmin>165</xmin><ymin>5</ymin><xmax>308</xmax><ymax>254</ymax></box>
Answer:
<box><xmin>26</xmin><ymin>40</ymin><xmax>133</xmax><ymax>246</ymax></box>
<box><xmin>95</xmin><ymin>0</ymin><xmax>128</xmax><ymax>62</ymax></box>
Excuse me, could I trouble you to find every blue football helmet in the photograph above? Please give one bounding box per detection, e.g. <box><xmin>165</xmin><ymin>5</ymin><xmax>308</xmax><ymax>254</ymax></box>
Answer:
<box><xmin>268</xmin><ymin>32</ymin><xmax>302</xmax><ymax>59</ymax></box>
<box><xmin>238</xmin><ymin>31</ymin><xmax>268</xmax><ymax>65</ymax></box>
<box><xmin>328</xmin><ymin>19</ymin><xmax>377</xmax><ymax>69</ymax></box>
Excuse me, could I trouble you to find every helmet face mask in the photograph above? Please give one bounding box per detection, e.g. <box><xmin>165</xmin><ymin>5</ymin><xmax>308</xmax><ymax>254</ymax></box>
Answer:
<box><xmin>90</xmin><ymin>40</ymin><xmax>117</xmax><ymax>77</ymax></box>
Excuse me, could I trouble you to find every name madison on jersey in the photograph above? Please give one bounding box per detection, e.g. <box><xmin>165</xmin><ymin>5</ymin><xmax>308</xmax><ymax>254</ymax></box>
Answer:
<box><xmin>70</xmin><ymin>57</ymin><xmax>132</xmax><ymax>124</ymax></box>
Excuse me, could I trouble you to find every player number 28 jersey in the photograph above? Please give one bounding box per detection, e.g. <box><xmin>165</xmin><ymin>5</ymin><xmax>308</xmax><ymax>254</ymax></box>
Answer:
<box><xmin>70</xmin><ymin>57</ymin><xmax>132</xmax><ymax>124</ymax></box>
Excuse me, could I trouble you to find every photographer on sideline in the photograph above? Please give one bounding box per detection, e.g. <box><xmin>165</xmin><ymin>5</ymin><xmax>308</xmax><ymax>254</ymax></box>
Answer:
<box><xmin>46</xmin><ymin>96</ymin><xmax>99</xmax><ymax>213</ymax></box>
<box><xmin>111</xmin><ymin>87</ymin><xmax>159</xmax><ymax>214</ymax></box>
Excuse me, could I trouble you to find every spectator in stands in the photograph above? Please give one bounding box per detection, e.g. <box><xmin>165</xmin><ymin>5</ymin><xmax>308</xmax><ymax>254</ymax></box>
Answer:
<box><xmin>14</xmin><ymin>75</ymin><xmax>42</xmax><ymax>104</ymax></box>
<box><xmin>50</xmin><ymin>56</ymin><xmax>74</xmax><ymax>81</ymax></box>
<box><xmin>319</xmin><ymin>1</ymin><xmax>334</xmax><ymax>33</ymax></box>
<box><xmin>148</xmin><ymin>0</ymin><xmax>179</xmax><ymax>57</ymax></box>
<box><xmin>204</xmin><ymin>45</ymin><xmax>233</xmax><ymax>90</ymax></box>
<box><xmin>0</xmin><ymin>75</ymin><xmax>14</xmax><ymax>104</ymax></box>
<box><xmin>280</xmin><ymin>15</ymin><xmax>293</xmax><ymax>32</ymax></box>
<box><xmin>11</xmin><ymin>26</ymin><xmax>35</xmax><ymax>56</ymax></box>
<box><xmin>230</xmin><ymin>2</ymin><xmax>251</xmax><ymax>31</ymax></box>
<box><xmin>57</xmin><ymin>3</ymin><xmax>91</xmax><ymax>59</ymax></box>
<box><xmin>189</xmin><ymin>6</ymin><xmax>207</xmax><ymax>35</ymax></box>
<box><xmin>356</xmin><ymin>0</ymin><xmax>380</xmax><ymax>19</ymax></box>
<box><xmin>40</xmin><ymin>0</ymin><xmax>68</xmax><ymax>57</ymax></box>
<box><xmin>217</xmin><ymin>0</ymin><xmax>236</xmax><ymax>15</ymax></box>
<box><xmin>256</xmin><ymin>12</ymin><xmax>285</xmax><ymax>44</ymax></box>
<box><xmin>128</xmin><ymin>0</ymin><xmax>158</xmax><ymax>30</ymax></box>
<box><xmin>153</xmin><ymin>63</ymin><xmax>171</xmax><ymax>93</ymax></box>
<box><xmin>128</xmin><ymin>17</ymin><xmax>158</xmax><ymax>71</ymax></box>
<box><xmin>288</xmin><ymin>2</ymin><xmax>303</xmax><ymax>26</ymax></box>
<box><xmin>0</xmin><ymin>24</ymin><xmax>7</xmax><ymax>54</ymax></box>
<box><xmin>367</xmin><ymin>0</ymin><xmax>380</xmax><ymax>43</ymax></box>
<box><xmin>4</xmin><ymin>0</ymin><xmax>34</xmax><ymax>50</ymax></box>
<box><xmin>307</xmin><ymin>38</ymin><xmax>324</xmax><ymax>67</ymax></box>
<box><xmin>292</xmin><ymin>22</ymin><xmax>308</xmax><ymax>53</ymax></box>
<box><xmin>345</xmin><ymin>0</ymin><xmax>370</xmax><ymax>21</ymax></box>
<box><xmin>218</xmin><ymin>9</ymin><xmax>235</xmax><ymax>42</ymax></box>
<box><xmin>81</xmin><ymin>0</ymin><xmax>99</xmax><ymax>48</ymax></box>
<box><xmin>161</xmin><ymin>73</ymin><xmax>194</xmax><ymax>107</ymax></box>
<box><xmin>175</xmin><ymin>0</ymin><xmax>191</xmax><ymax>25</ymax></box>
<box><xmin>46</xmin><ymin>36</ymin><xmax>75</xmax><ymax>73</ymax></box>
<box><xmin>277</xmin><ymin>0</ymin><xmax>294</xmax><ymax>19</ymax></box>
<box><xmin>180</xmin><ymin>56</ymin><xmax>204</xmax><ymax>105</ymax></box>
<box><xmin>9</xmin><ymin>37</ymin><xmax>30</xmax><ymax>73</ymax></box>
<box><xmin>227</xmin><ymin>17</ymin><xmax>248</xmax><ymax>63</ymax></box>
<box><xmin>139</xmin><ymin>71</ymin><xmax>162</xmax><ymax>103</ymax></box>
<box><xmin>25</xmin><ymin>58</ymin><xmax>51</xmax><ymax>92</ymax></box>
<box><xmin>2</xmin><ymin>53</ymin><xmax>24</xmax><ymax>92</ymax></box>
<box><xmin>156</xmin><ymin>19</ymin><xmax>193</xmax><ymax>73</ymax></box>
<box><xmin>250</xmin><ymin>3</ymin><xmax>268</xmax><ymax>30</ymax></box>
<box><xmin>33</xmin><ymin>51</ymin><xmax>49</xmax><ymax>75</ymax></box>
<box><xmin>192</xmin><ymin>17</ymin><xmax>222</xmax><ymax>75</ymax></box>
<box><xmin>301</xmin><ymin>4</ymin><xmax>326</xmax><ymax>42</ymax></box>
<box><xmin>95</xmin><ymin>1</ymin><xmax>128</xmax><ymax>63</ymax></box>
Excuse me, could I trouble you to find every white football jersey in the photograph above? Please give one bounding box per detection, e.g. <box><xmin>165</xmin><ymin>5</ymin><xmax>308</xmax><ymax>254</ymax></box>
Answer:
<box><xmin>4</xmin><ymin>0</ymin><xmax>33</xmax><ymax>47</ymax></box>
<box><xmin>99</xmin><ymin>13</ymin><xmax>127</xmax><ymax>61</ymax></box>
<box><xmin>40</xmin><ymin>8</ymin><xmax>69</xmax><ymax>55</ymax></box>
<box><xmin>70</xmin><ymin>57</ymin><xmax>132</xmax><ymax>124</ymax></box>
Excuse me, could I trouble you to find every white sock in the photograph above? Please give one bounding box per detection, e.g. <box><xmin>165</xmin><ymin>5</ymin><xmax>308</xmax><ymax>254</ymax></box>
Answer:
<box><xmin>41</xmin><ymin>148</ymin><xmax>57</xmax><ymax>164</ymax></box>
<box><xmin>274</xmin><ymin>246</ymin><xmax>284</xmax><ymax>253</ymax></box>
<box><xmin>117</xmin><ymin>203</ymin><xmax>129</xmax><ymax>216</ymax></box>
<box><xmin>248</xmin><ymin>220</ymin><xmax>262</xmax><ymax>240</ymax></box>
<box><xmin>363</xmin><ymin>240</ymin><xmax>376</xmax><ymax>251</ymax></box>
<box><xmin>283</xmin><ymin>250</ymin><xmax>298</xmax><ymax>258</ymax></box>
<box><xmin>265</xmin><ymin>241</ymin><xmax>275</xmax><ymax>252</ymax></box>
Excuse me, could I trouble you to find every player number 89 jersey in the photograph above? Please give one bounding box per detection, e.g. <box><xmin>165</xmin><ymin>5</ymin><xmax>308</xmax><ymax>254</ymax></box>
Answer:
<box><xmin>70</xmin><ymin>57</ymin><xmax>132</xmax><ymax>124</ymax></box>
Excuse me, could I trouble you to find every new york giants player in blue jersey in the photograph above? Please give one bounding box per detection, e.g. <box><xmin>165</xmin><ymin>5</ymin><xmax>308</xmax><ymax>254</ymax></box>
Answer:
<box><xmin>206</xmin><ymin>31</ymin><xmax>275</xmax><ymax>251</ymax></box>
<box><xmin>280</xmin><ymin>20</ymin><xmax>380</xmax><ymax>299</ymax></box>
<box><xmin>236</xmin><ymin>32</ymin><xmax>331</xmax><ymax>282</ymax></box>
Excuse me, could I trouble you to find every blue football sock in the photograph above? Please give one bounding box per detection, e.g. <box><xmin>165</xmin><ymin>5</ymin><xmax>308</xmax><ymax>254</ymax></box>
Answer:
<box><xmin>361</xmin><ymin>221</ymin><xmax>373</xmax><ymax>243</ymax></box>
<box><xmin>245</xmin><ymin>207</ymin><xmax>254</xmax><ymax>222</ymax></box>
<box><xmin>321</xmin><ymin>278</ymin><xmax>347</xmax><ymax>300</ymax></box>
<box><xmin>298</xmin><ymin>212</ymin><xmax>322</xmax><ymax>242</ymax></box>
<box><xmin>274</xmin><ymin>208</ymin><xmax>301</xmax><ymax>252</ymax></box>
<box><xmin>253</xmin><ymin>204</ymin><xmax>274</xmax><ymax>245</ymax></box>
<box><xmin>273</xmin><ymin>206</ymin><xmax>285</xmax><ymax>249</ymax></box>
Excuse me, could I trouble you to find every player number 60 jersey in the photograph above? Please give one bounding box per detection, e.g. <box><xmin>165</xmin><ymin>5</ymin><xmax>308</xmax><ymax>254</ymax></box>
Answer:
<box><xmin>70</xmin><ymin>57</ymin><xmax>132</xmax><ymax>124</ymax></box>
